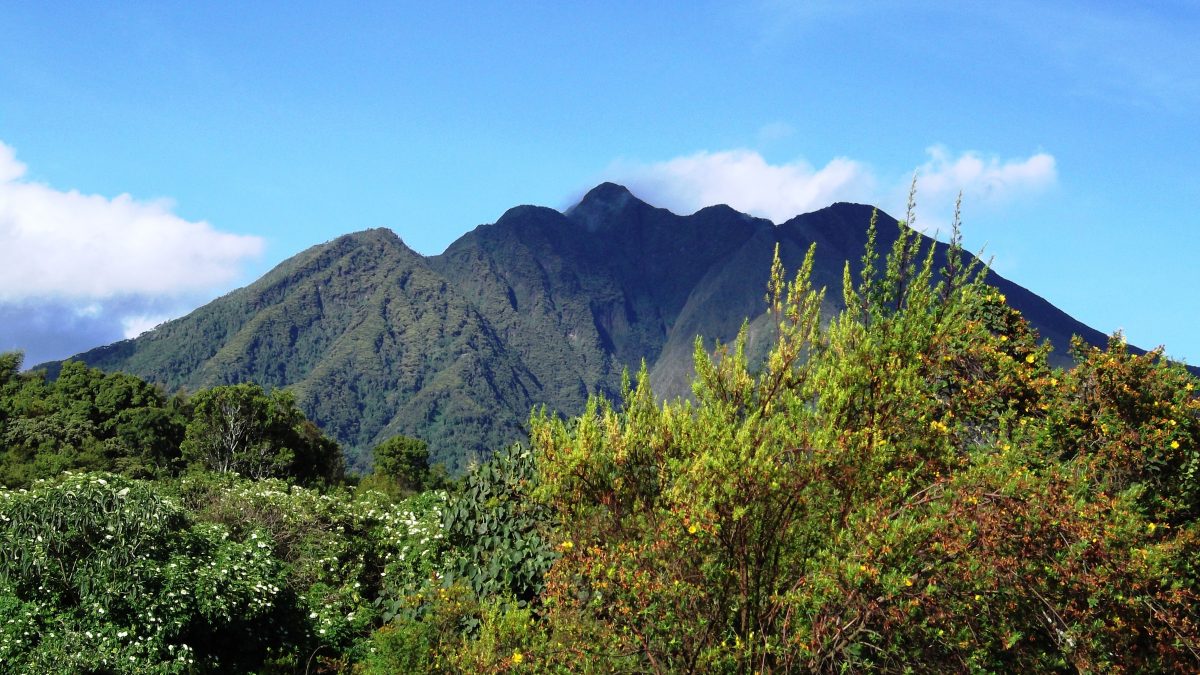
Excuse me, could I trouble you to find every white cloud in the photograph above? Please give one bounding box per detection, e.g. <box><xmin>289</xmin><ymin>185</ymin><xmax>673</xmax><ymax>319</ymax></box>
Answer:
<box><xmin>0</xmin><ymin>139</ymin><xmax>264</xmax><ymax>302</ymax></box>
<box><xmin>913</xmin><ymin>145</ymin><xmax>1056</xmax><ymax>206</ymax></box>
<box><xmin>892</xmin><ymin>146</ymin><xmax>1057</xmax><ymax>235</ymax></box>
<box><xmin>120</xmin><ymin>313</ymin><xmax>172</xmax><ymax>339</ymax></box>
<box><xmin>0</xmin><ymin>143</ymin><xmax>27</xmax><ymax>183</ymax></box>
<box><xmin>611</xmin><ymin>149</ymin><xmax>876</xmax><ymax>223</ymax></box>
<box><xmin>608</xmin><ymin>146</ymin><xmax>1057</xmax><ymax>230</ymax></box>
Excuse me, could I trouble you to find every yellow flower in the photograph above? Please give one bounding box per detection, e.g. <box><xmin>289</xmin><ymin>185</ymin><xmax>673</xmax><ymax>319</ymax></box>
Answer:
<box><xmin>1171</xmin><ymin>440</ymin><xmax>1180</xmax><ymax>449</ymax></box>
<box><xmin>512</xmin><ymin>651</ymin><xmax>524</xmax><ymax>664</ymax></box>
<box><xmin>1000</xmin><ymin>335</ymin><xmax>1008</xmax><ymax>342</ymax></box>
<box><xmin>560</xmin><ymin>540</ymin><xmax>574</xmax><ymax>551</ymax></box>
<box><xmin>688</xmin><ymin>524</ymin><xmax>698</xmax><ymax>535</ymax></box>
<box><xmin>998</xmin><ymin>294</ymin><xmax>1006</xmax><ymax>303</ymax></box>
<box><xmin>974</xmin><ymin>594</ymin><xmax>983</xmax><ymax>602</ymax></box>
<box><xmin>904</xmin><ymin>578</ymin><xmax>914</xmax><ymax>587</ymax></box>
<box><xmin>1148</xmin><ymin>522</ymin><xmax>1157</xmax><ymax>534</ymax></box>
<box><xmin>1025</xmin><ymin>353</ymin><xmax>1036</xmax><ymax>364</ymax></box>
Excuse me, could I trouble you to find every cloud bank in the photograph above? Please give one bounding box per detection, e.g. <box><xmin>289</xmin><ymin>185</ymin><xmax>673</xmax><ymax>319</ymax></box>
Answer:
<box><xmin>0</xmin><ymin>141</ymin><xmax>264</xmax><ymax>301</ymax></box>
<box><xmin>613</xmin><ymin>150</ymin><xmax>877</xmax><ymax>224</ymax></box>
<box><xmin>0</xmin><ymin>140</ymin><xmax>264</xmax><ymax>365</ymax></box>
<box><xmin>912</xmin><ymin>145</ymin><xmax>1056</xmax><ymax>209</ymax></box>
<box><xmin>609</xmin><ymin>145</ymin><xmax>1057</xmax><ymax>231</ymax></box>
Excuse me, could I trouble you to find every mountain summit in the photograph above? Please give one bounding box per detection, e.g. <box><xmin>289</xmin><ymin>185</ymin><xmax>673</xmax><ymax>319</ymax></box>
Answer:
<box><xmin>564</xmin><ymin>181</ymin><xmax>641</xmax><ymax>232</ymax></box>
<box><xmin>53</xmin><ymin>185</ymin><xmax>1112</xmax><ymax>470</ymax></box>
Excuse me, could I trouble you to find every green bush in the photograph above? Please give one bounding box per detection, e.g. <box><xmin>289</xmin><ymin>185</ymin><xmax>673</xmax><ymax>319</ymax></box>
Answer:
<box><xmin>442</xmin><ymin>444</ymin><xmax>556</xmax><ymax>606</ymax></box>
<box><xmin>0</xmin><ymin>472</ymin><xmax>288</xmax><ymax>672</ymax></box>
<box><xmin>175</xmin><ymin>471</ymin><xmax>448</xmax><ymax>666</ymax></box>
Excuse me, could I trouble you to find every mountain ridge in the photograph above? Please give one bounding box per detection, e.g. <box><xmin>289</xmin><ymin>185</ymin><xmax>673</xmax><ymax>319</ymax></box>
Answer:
<box><xmin>43</xmin><ymin>185</ymin><xmax>1149</xmax><ymax>470</ymax></box>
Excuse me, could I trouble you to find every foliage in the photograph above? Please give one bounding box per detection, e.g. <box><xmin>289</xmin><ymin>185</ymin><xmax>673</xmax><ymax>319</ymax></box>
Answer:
<box><xmin>359</xmin><ymin>583</ymin><xmax>547</xmax><ymax>674</ymax></box>
<box><xmin>181</xmin><ymin>382</ymin><xmax>344</xmax><ymax>486</ymax></box>
<box><xmin>0</xmin><ymin>467</ymin><xmax>453</xmax><ymax>673</ymax></box>
<box><xmin>522</xmin><ymin>206</ymin><xmax>1200</xmax><ymax>672</ymax></box>
<box><xmin>0</xmin><ymin>357</ymin><xmax>185</xmax><ymax>488</ymax></box>
<box><xmin>0</xmin><ymin>472</ymin><xmax>288</xmax><ymax>673</ymax></box>
<box><xmin>3</xmin><ymin>198</ymin><xmax>1200</xmax><ymax>672</ymax></box>
<box><xmin>358</xmin><ymin>434</ymin><xmax>448</xmax><ymax>500</ymax></box>
<box><xmin>175</xmin><ymin>472</ymin><xmax>448</xmax><ymax>665</ymax></box>
<box><xmin>440</xmin><ymin>444</ymin><xmax>557</xmax><ymax>608</ymax></box>
<box><xmin>1040</xmin><ymin>334</ymin><xmax>1200</xmax><ymax>523</ymax></box>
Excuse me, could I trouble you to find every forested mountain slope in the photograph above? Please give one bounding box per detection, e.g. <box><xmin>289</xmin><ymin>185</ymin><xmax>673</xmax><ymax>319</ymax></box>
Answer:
<box><xmin>52</xmin><ymin>184</ymin><xmax>1118</xmax><ymax>469</ymax></box>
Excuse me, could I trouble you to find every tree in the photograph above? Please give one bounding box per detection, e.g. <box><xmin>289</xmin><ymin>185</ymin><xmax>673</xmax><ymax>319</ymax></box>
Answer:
<box><xmin>181</xmin><ymin>383</ymin><xmax>343</xmax><ymax>485</ymax></box>
<box><xmin>365</xmin><ymin>434</ymin><xmax>449</xmax><ymax>496</ymax></box>
<box><xmin>0</xmin><ymin>358</ymin><xmax>184</xmax><ymax>486</ymax></box>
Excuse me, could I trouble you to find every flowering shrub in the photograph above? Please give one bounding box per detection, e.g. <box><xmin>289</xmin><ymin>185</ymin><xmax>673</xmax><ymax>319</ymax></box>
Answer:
<box><xmin>173</xmin><ymin>471</ymin><xmax>447</xmax><ymax>665</ymax></box>
<box><xmin>0</xmin><ymin>472</ymin><xmax>285</xmax><ymax>672</ymax></box>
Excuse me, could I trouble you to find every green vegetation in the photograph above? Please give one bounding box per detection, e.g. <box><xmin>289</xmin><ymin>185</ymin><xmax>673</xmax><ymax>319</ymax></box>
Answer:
<box><xmin>52</xmin><ymin>189</ymin><xmax>1124</xmax><ymax>476</ymax></box>
<box><xmin>181</xmin><ymin>384</ymin><xmax>343</xmax><ymax>486</ymax></box>
<box><xmin>3</xmin><ymin>206</ymin><xmax>1199</xmax><ymax>671</ymax></box>
<box><xmin>1</xmin><ymin>357</ymin><xmax>187</xmax><ymax>486</ymax></box>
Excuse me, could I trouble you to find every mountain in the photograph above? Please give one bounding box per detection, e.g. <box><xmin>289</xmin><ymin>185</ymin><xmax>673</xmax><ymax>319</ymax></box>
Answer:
<box><xmin>48</xmin><ymin>184</ymin><xmax>1118</xmax><ymax>470</ymax></box>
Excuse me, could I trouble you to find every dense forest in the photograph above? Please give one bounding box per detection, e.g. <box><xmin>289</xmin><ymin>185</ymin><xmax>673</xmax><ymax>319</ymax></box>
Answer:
<box><xmin>2</xmin><ymin>212</ymin><xmax>1198</xmax><ymax>672</ymax></box>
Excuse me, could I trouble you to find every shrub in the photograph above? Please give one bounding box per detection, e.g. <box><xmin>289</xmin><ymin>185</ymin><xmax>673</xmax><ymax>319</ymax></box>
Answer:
<box><xmin>0</xmin><ymin>472</ymin><xmax>288</xmax><ymax>672</ymax></box>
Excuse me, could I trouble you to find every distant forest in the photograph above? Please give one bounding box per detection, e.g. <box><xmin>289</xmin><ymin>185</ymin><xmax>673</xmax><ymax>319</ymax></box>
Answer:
<box><xmin>2</xmin><ymin>215</ymin><xmax>1198</xmax><ymax>672</ymax></box>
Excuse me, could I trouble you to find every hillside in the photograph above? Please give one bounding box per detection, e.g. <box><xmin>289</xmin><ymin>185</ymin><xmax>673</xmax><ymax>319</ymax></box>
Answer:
<box><xmin>51</xmin><ymin>184</ymin><xmax>1115</xmax><ymax>469</ymax></box>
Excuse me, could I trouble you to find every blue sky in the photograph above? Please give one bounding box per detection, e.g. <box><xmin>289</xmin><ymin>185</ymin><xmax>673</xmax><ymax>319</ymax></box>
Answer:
<box><xmin>1</xmin><ymin>1</ymin><xmax>1197</xmax><ymax>366</ymax></box>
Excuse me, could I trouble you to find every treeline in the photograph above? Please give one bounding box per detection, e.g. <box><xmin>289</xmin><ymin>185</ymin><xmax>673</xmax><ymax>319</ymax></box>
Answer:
<box><xmin>2</xmin><ymin>210</ymin><xmax>1200</xmax><ymax>672</ymax></box>
<box><xmin>0</xmin><ymin>358</ymin><xmax>345</xmax><ymax>489</ymax></box>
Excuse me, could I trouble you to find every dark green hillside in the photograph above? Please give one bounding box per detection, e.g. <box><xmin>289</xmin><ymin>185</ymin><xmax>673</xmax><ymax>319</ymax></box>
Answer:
<box><xmin>430</xmin><ymin>183</ymin><xmax>769</xmax><ymax>416</ymax></box>
<box><xmin>54</xmin><ymin>229</ymin><xmax>541</xmax><ymax>471</ymax></box>
<box><xmin>53</xmin><ymin>184</ymin><xmax>1130</xmax><ymax>471</ymax></box>
<box><xmin>430</xmin><ymin>203</ymin><xmax>628</xmax><ymax>418</ymax></box>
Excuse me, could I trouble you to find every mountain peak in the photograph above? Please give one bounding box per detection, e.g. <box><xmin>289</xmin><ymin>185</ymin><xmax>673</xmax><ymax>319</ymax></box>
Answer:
<box><xmin>564</xmin><ymin>182</ymin><xmax>643</xmax><ymax>232</ymax></box>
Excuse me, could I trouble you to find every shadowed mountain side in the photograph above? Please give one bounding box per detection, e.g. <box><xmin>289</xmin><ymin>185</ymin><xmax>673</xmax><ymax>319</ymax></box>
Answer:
<box><xmin>650</xmin><ymin>203</ymin><xmax>1116</xmax><ymax>399</ymax></box>
<box><xmin>432</xmin><ymin>183</ymin><xmax>769</xmax><ymax>411</ymax></box>
<box><xmin>429</xmin><ymin>204</ymin><xmax>628</xmax><ymax>418</ymax></box>
<box><xmin>49</xmin><ymin>184</ymin><xmax>1162</xmax><ymax>471</ymax></box>
<box><xmin>778</xmin><ymin>204</ymin><xmax>1111</xmax><ymax>369</ymax></box>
